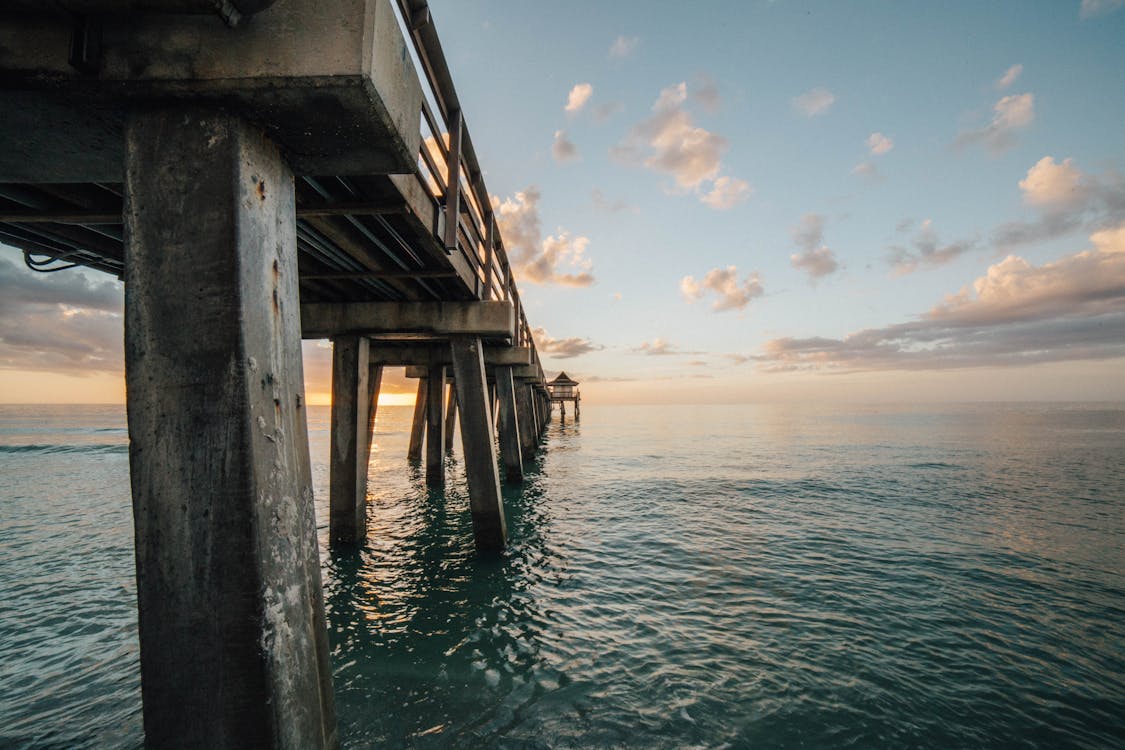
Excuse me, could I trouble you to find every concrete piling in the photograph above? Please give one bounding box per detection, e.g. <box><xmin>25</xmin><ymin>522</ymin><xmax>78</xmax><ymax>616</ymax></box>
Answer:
<box><xmin>515</xmin><ymin>382</ymin><xmax>538</xmax><ymax>460</ymax></box>
<box><xmin>450</xmin><ymin>335</ymin><xmax>507</xmax><ymax>549</ymax></box>
<box><xmin>444</xmin><ymin>386</ymin><xmax>458</xmax><ymax>452</ymax></box>
<box><xmin>494</xmin><ymin>366</ymin><xmax>524</xmax><ymax>483</ymax></box>
<box><xmin>425</xmin><ymin>365</ymin><xmax>446</xmax><ymax>486</ymax></box>
<box><xmin>330</xmin><ymin>335</ymin><xmax>371</xmax><ymax>545</ymax></box>
<box><xmin>123</xmin><ymin>108</ymin><xmax>336</xmax><ymax>748</ymax></box>
<box><xmin>407</xmin><ymin>378</ymin><xmax>427</xmax><ymax>462</ymax></box>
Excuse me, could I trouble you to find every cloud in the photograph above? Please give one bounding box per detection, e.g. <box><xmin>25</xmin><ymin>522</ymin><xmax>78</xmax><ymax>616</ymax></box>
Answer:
<box><xmin>609</xmin><ymin>35</ymin><xmax>639</xmax><ymax>58</ymax></box>
<box><xmin>693</xmin><ymin>74</ymin><xmax>721</xmax><ymax>113</ymax></box>
<box><xmin>792</xmin><ymin>87</ymin><xmax>836</xmax><ymax>117</ymax></box>
<box><xmin>681</xmin><ymin>265</ymin><xmax>764</xmax><ymax>311</ymax></box>
<box><xmin>614</xmin><ymin>82</ymin><xmax>751</xmax><ymax>209</ymax></box>
<box><xmin>955</xmin><ymin>92</ymin><xmax>1035</xmax><ymax>154</ymax></box>
<box><xmin>633</xmin><ymin>338</ymin><xmax>692</xmax><ymax>356</ymax></box>
<box><xmin>0</xmin><ymin>255</ymin><xmax>124</xmax><ymax>375</ymax></box>
<box><xmin>1080</xmin><ymin>0</ymin><xmax>1124</xmax><ymax>18</ymax></box>
<box><xmin>888</xmin><ymin>219</ymin><xmax>975</xmax><ymax>275</ymax></box>
<box><xmin>552</xmin><ymin>130</ymin><xmax>578</xmax><ymax>162</ymax></box>
<box><xmin>995</xmin><ymin>64</ymin><xmax>1023</xmax><ymax>90</ymax></box>
<box><xmin>993</xmin><ymin>156</ymin><xmax>1125</xmax><ymax>250</ymax></box>
<box><xmin>866</xmin><ymin>132</ymin><xmax>894</xmax><ymax>156</ymax></box>
<box><xmin>757</xmin><ymin>225</ymin><xmax>1125</xmax><ymax>372</ymax></box>
<box><xmin>493</xmin><ymin>187</ymin><xmax>595</xmax><ymax>287</ymax></box>
<box><xmin>591</xmin><ymin>188</ymin><xmax>634</xmax><ymax>214</ymax></box>
<box><xmin>723</xmin><ymin>353</ymin><xmax>751</xmax><ymax>365</ymax></box>
<box><xmin>1018</xmin><ymin>156</ymin><xmax>1085</xmax><ymax>209</ymax></box>
<box><xmin>789</xmin><ymin>213</ymin><xmax>840</xmax><ymax>283</ymax></box>
<box><xmin>701</xmin><ymin>176</ymin><xmax>752</xmax><ymax>210</ymax></box>
<box><xmin>791</xmin><ymin>247</ymin><xmax>839</xmax><ymax>283</ymax></box>
<box><xmin>532</xmin><ymin>327</ymin><xmax>602</xmax><ymax>358</ymax></box>
<box><xmin>852</xmin><ymin>161</ymin><xmax>883</xmax><ymax>183</ymax></box>
<box><xmin>565</xmin><ymin>83</ymin><xmax>593</xmax><ymax>114</ymax></box>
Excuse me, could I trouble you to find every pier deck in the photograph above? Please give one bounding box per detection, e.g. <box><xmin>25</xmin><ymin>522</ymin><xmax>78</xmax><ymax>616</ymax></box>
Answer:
<box><xmin>0</xmin><ymin>2</ymin><xmax>556</xmax><ymax>746</ymax></box>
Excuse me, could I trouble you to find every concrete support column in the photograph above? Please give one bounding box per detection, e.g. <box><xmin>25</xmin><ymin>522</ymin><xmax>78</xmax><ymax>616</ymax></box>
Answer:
<box><xmin>494</xmin><ymin>366</ymin><xmax>523</xmax><ymax>483</ymax></box>
<box><xmin>407</xmin><ymin>377</ymin><xmax>426</xmax><ymax>462</ymax></box>
<box><xmin>425</xmin><ymin>365</ymin><xmax>445</xmax><ymax>486</ymax></box>
<box><xmin>124</xmin><ymin>109</ymin><xmax>336</xmax><ymax>748</ymax></box>
<box><xmin>367</xmin><ymin>364</ymin><xmax>383</xmax><ymax>457</ymax></box>
<box><xmin>450</xmin><ymin>336</ymin><xmax>506</xmax><ymax>549</ymax></box>
<box><xmin>515</xmin><ymin>382</ymin><xmax>537</xmax><ymax>460</ymax></box>
<box><xmin>329</xmin><ymin>335</ymin><xmax>370</xmax><ymax>545</ymax></box>
<box><xmin>443</xmin><ymin>387</ymin><xmax>458</xmax><ymax>452</ymax></box>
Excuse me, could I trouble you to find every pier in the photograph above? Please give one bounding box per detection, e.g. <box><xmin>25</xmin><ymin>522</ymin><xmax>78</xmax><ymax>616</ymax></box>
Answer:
<box><xmin>0</xmin><ymin>1</ymin><xmax>556</xmax><ymax>746</ymax></box>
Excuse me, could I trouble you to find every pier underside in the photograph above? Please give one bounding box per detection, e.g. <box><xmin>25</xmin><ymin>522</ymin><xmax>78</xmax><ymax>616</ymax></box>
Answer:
<box><xmin>1</xmin><ymin>0</ymin><xmax>558</xmax><ymax>746</ymax></box>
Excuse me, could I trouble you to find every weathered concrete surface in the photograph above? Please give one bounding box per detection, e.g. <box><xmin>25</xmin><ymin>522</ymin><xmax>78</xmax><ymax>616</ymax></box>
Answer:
<box><xmin>367</xmin><ymin>363</ymin><xmax>383</xmax><ymax>457</ymax></box>
<box><xmin>0</xmin><ymin>0</ymin><xmax>422</xmax><ymax>180</ymax></box>
<box><xmin>515</xmin><ymin>382</ymin><xmax>537</xmax><ymax>461</ymax></box>
<box><xmin>425</xmin><ymin>364</ymin><xmax>445</xmax><ymax>486</ymax></box>
<box><xmin>301</xmin><ymin>301</ymin><xmax>515</xmax><ymax>340</ymax></box>
<box><xmin>123</xmin><ymin>109</ymin><xmax>336</xmax><ymax>748</ymax></box>
<box><xmin>494</xmin><ymin>365</ymin><xmax>523</xmax><ymax>483</ymax></box>
<box><xmin>443</xmin><ymin>387</ymin><xmax>458</xmax><ymax>452</ymax></box>
<box><xmin>369</xmin><ymin>344</ymin><xmax>533</xmax><ymax>367</ymax></box>
<box><xmin>450</xmin><ymin>335</ymin><xmax>506</xmax><ymax>550</ymax></box>
<box><xmin>330</xmin><ymin>335</ymin><xmax>370</xmax><ymax>545</ymax></box>
<box><xmin>407</xmin><ymin>378</ymin><xmax>426</xmax><ymax>462</ymax></box>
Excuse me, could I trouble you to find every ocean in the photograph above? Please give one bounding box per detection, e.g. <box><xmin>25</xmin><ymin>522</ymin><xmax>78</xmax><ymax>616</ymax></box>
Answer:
<box><xmin>0</xmin><ymin>402</ymin><xmax>1122</xmax><ymax>748</ymax></box>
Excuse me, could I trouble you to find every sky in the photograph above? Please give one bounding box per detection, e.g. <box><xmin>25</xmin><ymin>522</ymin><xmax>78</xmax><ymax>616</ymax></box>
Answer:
<box><xmin>2</xmin><ymin>0</ymin><xmax>1124</xmax><ymax>404</ymax></box>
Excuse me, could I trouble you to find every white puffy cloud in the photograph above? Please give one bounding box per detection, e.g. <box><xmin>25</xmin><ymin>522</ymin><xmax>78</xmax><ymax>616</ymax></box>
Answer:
<box><xmin>681</xmin><ymin>266</ymin><xmax>764</xmax><ymax>311</ymax></box>
<box><xmin>956</xmin><ymin>93</ymin><xmax>1035</xmax><ymax>154</ymax></box>
<box><xmin>614</xmin><ymin>82</ymin><xmax>751</xmax><ymax>209</ymax></box>
<box><xmin>701</xmin><ymin>176</ymin><xmax>752</xmax><ymax>210</ymax></box>
<box><xmin>866</xmin><ymin>132</ymin><xmax>894</xmax><ymax>156</ymax></box>
<box><xmin>888</xmin><ymin>219</ymin><xmax>975</xmax><ymax>275</ymax></box>
<box><xmin>609</xmin><ymin>35</ymin><xmax>639</xmax><ymax>58</ymax></box>
<box><xmin>789</xmin><ymin>213</ymin><xmax>840</xmax><ymax>282</ymax></box>
<box><xmin>565</xmin><ymin>83</ymin><xmax>593</xmax><ymax>114</ymax></box>
<box><xmin>1018</xmin><ymin>156</ymin><xmax>1086</xmax><ymax>209</ymax></box>
<box><xmin>994</xmin><ymin>156</ymin><xmax>1125</xmax><ymax>249</ymax></box>
<box><xmin>792</xmin><ymin>87</ymin><xmax>836</xmax><ymax>117</ymax></box>
<box><xmin>1080</xmin><ymin>0</ymin><xmax>1124</xmax><ymax>19</ymax></box>
<box><xmin>758</xmin><ymin>225</ymin><xmax>1125</xmax><ymax>371</ymax></box>
<box><xmin>493</xmin><ymin>187</ymin><xmax>595</xmax><ymax>287</ymax></box>
<box><xmin>552</xmin><ymin>130</ymin><xmax>578</xmax><ymax>162</ymax></box>
<box><xmin>996</xmin><ymin>64</ymin><xmax>1023</xmax><ymax>89</ymax></box>
<box><xmin>532</xmin><ymin>327</ymin><xmax>602</xmax><ymax>358</ymax></box>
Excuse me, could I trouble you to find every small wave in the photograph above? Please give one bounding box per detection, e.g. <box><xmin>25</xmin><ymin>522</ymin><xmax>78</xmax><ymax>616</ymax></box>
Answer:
<box><xmin>0</xmin><ymin>443</ymin><xmax>128</xmax><ymax>455</ymax></box>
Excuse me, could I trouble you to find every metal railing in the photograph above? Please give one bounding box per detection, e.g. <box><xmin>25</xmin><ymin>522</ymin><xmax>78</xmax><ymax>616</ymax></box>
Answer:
<box><xmin>392</xmin><ymin>0</ymin><xmax>536</xmax><ymax>355</ymax></box>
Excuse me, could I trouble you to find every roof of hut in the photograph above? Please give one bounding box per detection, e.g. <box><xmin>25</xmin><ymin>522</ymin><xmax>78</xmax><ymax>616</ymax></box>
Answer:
<box><xmin>548</xmin><ymin>371</ymin><xmax>579</xmax><ymax>386</ymax></box>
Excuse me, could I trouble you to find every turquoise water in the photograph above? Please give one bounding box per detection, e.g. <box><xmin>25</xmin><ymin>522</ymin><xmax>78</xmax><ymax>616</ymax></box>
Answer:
<box><xmin>1</xmin><ymin>402</ymin><xmax>1123</xmax><ymax>748</ymax></box>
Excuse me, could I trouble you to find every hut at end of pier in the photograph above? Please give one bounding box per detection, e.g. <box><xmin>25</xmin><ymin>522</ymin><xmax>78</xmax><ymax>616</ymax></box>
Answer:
<box><xmin>548</xmin><ymin>372</ymin><xmax>580</xmax><ymax>418</ymax></box>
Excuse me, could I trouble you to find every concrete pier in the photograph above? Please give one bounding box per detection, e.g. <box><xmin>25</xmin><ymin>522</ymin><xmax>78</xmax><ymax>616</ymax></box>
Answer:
<box><xmin>426</xmin><ymin>365</ymin><xmax>446</xmax><ymax>486</ymax></box>
<box><xmin>494</xmin><ymin>366</ymin><xmax>524</xmax><ymax>482</ymax></box>
<box><xmin>516</xmin><ymin>382</ymin><xmax>538</xmax><ymax>460</ymax></box>
<box><xmin>330</xmin><ymin>335</ymin><xmax>371</xmax><ymax>545</ymax></box>
<box><xmin>123</xmin><ymin>108</ymin><xmax>336</xmax><ymax>748</ymax></box>
<box><xmin>444</xmin><ymin>388</ymin><xmax>458</xmax><ymax>452</ymax></box>
<box><xmin>408</xmin><ymin>378</ymin><xmax>427</xmax><ymax>462</ymax></box>
<box><xmin>450</xmin><ymin>336</ymin><xmax>507</xmax><ymax>549</ymax></box>
<box><xmin>2</xmin><ymin>0</ymin><xmax>564</xmax><ymax>740</ymax></box>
